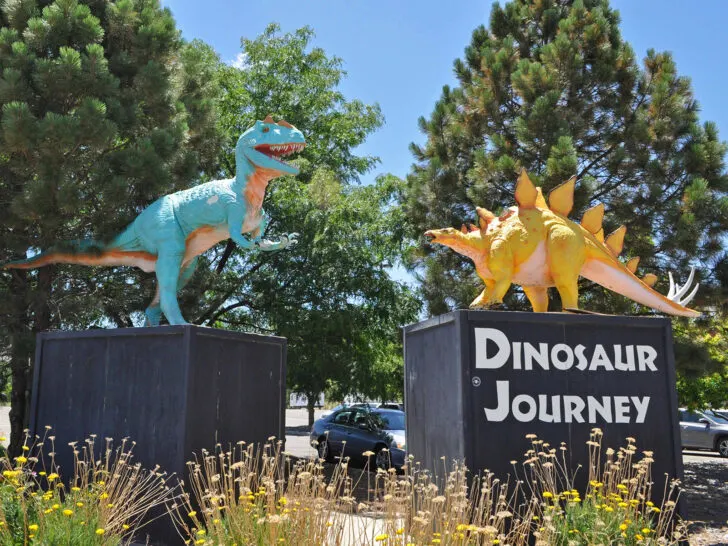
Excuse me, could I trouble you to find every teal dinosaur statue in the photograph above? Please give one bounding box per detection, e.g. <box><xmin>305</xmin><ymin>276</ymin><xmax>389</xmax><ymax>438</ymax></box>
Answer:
<box><xmin>2</xmin><ymin>116</ymin><xmax>305</xmax><ymax>326</ymax></box>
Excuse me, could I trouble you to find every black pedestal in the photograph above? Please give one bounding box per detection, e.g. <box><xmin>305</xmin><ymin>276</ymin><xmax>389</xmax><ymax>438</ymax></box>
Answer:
<box><xmin>403</xmin><ymin>311</ymin><xmax>683</xmax><ymax>500</ymax></box>
<box><xmin>29</xmin><ymin>325</ymin><xmax>286</xmax><ymax>544</ymax></box>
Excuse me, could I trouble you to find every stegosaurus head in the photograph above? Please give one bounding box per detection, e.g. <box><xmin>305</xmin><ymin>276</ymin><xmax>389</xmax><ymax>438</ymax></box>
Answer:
<box><xmin>424</xmin><ymin>223</ymin><xmax>486</xmax><ymax>259</ymax></box>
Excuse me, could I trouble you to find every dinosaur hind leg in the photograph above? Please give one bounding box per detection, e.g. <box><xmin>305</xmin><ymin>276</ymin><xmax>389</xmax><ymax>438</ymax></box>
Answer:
<box><xmin>523</xmin><ymin>286</ymin><xmax>549</xmax><ymax>312</ymax></box>
<box><xmin>547</xmin><ymin>226</ymin><xmax>585</xmax><ymax>310</ymax></box>
<box><xmin>144</xmin><ymin>257</ymin><xmax>198</xmax><ymax>327</ymax></box>
<box><xmin>156</xmin><ymin>250</ymin><xmax>187</xmax><ymax>325</ymax></box>
<box><xmin>178</xmin><ymin>257</ymin><xmax>198</xmax><ymax>289</ymax></box>
<box><xmin>145</xmin><ymin>286</ymin><xmax>162</xmax><ymax>327</ymax></box>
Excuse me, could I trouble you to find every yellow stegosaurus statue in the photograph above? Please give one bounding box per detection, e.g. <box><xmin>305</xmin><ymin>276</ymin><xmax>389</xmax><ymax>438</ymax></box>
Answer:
<box><xmin>425</xmin><ymin>170</ymin><xmax>700</xmax><ymax>317</ymax></box>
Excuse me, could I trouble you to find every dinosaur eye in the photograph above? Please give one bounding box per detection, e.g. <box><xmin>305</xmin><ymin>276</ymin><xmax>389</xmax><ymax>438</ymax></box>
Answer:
<box><xmin>262</xmin><ymin>126</ymin><xmax>270</xmax><ymax>133</ymax></box>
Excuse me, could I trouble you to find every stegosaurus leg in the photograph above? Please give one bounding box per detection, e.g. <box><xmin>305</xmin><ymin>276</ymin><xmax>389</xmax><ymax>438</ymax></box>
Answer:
<box><xmin>470</xmin><ymin>279</ymin><xmax>496</xmax><ymax>308</ymax></box>
<box><xmin>547</xmin><ymin>226</ymin><xmax>585</xmax><ymax>310</ymax></box>
<box><xmin>523</xmin><ymin>286</ymin><xmax>549</xmax><ymax>312</ymax></box>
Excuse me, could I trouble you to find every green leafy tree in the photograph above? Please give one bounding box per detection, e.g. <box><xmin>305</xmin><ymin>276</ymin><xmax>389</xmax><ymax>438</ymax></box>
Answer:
<box><xmin>247</xmin><ymin>172</ymin><xmax>419</xmax><ymax>424</ymax></box>
<box><xmin>182</xmin><ymin>25</ymin><xmax>418</xmax><ymax>423</ymax></box>
<box><xmin>406</xmin><ymin>0</ymin><xmax>728</xmax><ymax>316</ymax></box>
<box><xmin>674</xmin><ymin>316</ymin><xmax>728</xmax><ymax>409</ymax></box>
<box><xmin>0</xmin><ymin>0</ymin><xmax>221</xmax><ymax>454</ymax></box>
<box><xmin>204</xmin><ymin>23</ymin><xmax>383</xmax><ymax>274</ymax></box>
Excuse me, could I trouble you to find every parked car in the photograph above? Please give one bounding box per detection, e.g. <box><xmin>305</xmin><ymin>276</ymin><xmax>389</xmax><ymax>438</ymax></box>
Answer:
<box><xmin>320</xmin><ymin>402</ymin><xmax>401</xmax><ymax>418</ymax></box>
<box><xmin>379</xmin><ymin>402</ymin><xmax>405</xmax><ymax>411</ymax></box>
<box><xmin>310</xmin><ymin>407</ymin><xmax>406</xmax><ymax>469</ymax></box>
<box><xmin>707</xmin><ymin>408</ymin><xmax>728</xmax><ymax>421</ymax></box>
<box><xmin>678</xmin><ymin>408</ymin><xmax>728</xmax><ymax>457</ymax></box>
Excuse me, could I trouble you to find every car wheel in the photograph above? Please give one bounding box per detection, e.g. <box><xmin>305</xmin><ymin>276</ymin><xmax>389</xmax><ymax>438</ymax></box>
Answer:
<box><xmin>374</xmin><ymin>445</ymin><xmax>391</xmax><ymax>471</ymax></box>
<box><xmin>317</xmin><ymin>438</ymin><xmax>333</xmax><ymax>462</ymax></box>
<box><xmin>717</xmin><ymin>436</ymin><xmax>728</xmax><ymax>458</ymax></box>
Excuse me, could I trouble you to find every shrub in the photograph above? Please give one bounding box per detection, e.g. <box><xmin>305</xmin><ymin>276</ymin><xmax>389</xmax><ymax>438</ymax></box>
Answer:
<box><xmin>0</xmin><ymin>430</ymin><xmax>179</xmax><ymax>545</ymax></box>
<box><xmin>171</xmin><ymin>429</ymin><xmax>686</xmax><ymax>545</ymax></box>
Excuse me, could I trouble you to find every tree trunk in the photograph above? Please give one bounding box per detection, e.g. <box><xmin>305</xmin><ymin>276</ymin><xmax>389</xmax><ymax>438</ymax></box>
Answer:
<box><xmin>307</xmin><ymin>392</ymin><xmax>318</xmax><ymax>427</ymax></box>
<box><xmin>9</xmin><ymin>267</ymin><xmax>53</xmax><ymax>458</ymax></box>
<box><xmin>7</xmin><ymin>270</ymin><xmax>30</xmax><ymax>458</ymax></box>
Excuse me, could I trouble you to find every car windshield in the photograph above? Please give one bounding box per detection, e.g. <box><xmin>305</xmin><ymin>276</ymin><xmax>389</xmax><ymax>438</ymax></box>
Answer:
<box><xmin>706</xmin><ymin>411</ymin><xmax>728</xmax><ymax>424</ymax></box>
<box><xmin>370</xmin><ymin>412</ymin><xmax>405</xmax><ymax>430</ymax></box>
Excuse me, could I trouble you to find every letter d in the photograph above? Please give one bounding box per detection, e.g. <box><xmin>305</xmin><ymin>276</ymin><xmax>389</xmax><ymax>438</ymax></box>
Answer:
<box><xmin>474</xmin><ymin>328</ymin><xmax>511</xmax><ymax>369</ymax></box>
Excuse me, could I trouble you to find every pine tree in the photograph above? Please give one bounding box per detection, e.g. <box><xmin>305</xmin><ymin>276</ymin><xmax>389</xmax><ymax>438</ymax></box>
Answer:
<box><xmin>406</xmin><ymin>0</ymin><xmax>728</xmax><ymax>316</ymax></box>
<box><xmin>0</xmin><ymin>0</ymin><xmax>220</xmax><ymax>454</ymax></box>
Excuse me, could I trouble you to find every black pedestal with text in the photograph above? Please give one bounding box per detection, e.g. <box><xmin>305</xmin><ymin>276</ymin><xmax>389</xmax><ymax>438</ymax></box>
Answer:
<box><xmin>29</xmin><ymin>325</ymin><xmax>286</xmax><ymax>545</ymax></box>
<box><xmin>404</xmin><ymin>310</ymin><xmax>683</xmax><ymax>505</ymax></box>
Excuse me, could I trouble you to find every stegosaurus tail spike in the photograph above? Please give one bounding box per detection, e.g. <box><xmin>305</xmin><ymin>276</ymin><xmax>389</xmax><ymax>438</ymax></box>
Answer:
<box><xmin>643</xmin><ymin>273</ymin><xmax>657</xmax><ymax>287</ymax></box>
<box><xmin>626</xmin><ymin>256</ymin><xmax>640</xmax><ymax>273</ymax></box>
<box><xmin>548</xmin><ymin>176</ymin><xmax>576</xmax><ymax>217</ymax></box>
<box><xmin>581</xmin><ymin>203</ymin><xmax>605</xmax><ymax>234</ymax></box>
<box><xmin>535</xmin><ymin>187</ymin><xmax>548</xmax><ymax>209</ymax></box>
<box><xmin>606</xmin><ymin>225</ymin><xmax>627</xmax><ymax>256</ymax></box>
<box><xmin>515</xmin><ymin>169</ymin><xmax>538</xmax><ymax>209</ymax></box>
<box><xmin>594</xmin><ymin>228</ymin><xmax>605</xmax><ymax>243</ymax></box>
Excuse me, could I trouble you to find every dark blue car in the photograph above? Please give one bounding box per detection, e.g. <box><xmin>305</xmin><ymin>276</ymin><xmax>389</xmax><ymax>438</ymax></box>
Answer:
<box><xmin>310</xmin><ymin>407</ymin><xmax>406</xmax><ymax>469</ymax></box>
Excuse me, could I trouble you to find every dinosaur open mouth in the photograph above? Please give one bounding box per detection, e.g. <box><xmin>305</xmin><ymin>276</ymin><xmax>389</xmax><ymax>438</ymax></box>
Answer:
<box><xmin>255</xmin><ymin>143</ymin><xmax>305</xmax><ymax>166</ymax></box>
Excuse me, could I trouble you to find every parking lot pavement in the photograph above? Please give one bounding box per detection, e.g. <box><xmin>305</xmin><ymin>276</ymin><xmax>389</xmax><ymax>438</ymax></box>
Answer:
<box><xmin>683</xmin><ymin>449</ymin><xmax>727</xmax><ymax>464</ymax></box>
<box><xmin>0</xmin><ymin>406</ymin><xmax>9</xmax><ymax>438</ymax></box>
<box><xmin>286</xmin><ymin>408</ymin><xmax>326</xmax><ymax>428</ymax></box>
<box><xmin>285</xmin><ymin>434</ymin><xmax>317</xmax><ymax>459</ymax></box>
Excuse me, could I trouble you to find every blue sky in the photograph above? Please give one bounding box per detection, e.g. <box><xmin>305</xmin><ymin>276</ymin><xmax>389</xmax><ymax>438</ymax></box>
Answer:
<box><xmin>164</xmin><ymin>0</ymin><xmax>728</xmax><ymax>188</ymax></box>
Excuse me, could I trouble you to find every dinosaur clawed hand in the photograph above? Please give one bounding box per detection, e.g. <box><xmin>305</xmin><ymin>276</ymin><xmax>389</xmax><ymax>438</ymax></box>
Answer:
<box><xmin>255</xmin><ymin>232</ymin><xmax>299</xmax><ymax>251</ymax></box>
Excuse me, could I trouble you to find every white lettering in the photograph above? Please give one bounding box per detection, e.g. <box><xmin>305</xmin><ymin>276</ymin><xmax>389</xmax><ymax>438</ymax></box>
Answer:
<box><xmin>524</xmin><ymin>342</ymin><xmax>549</xmax><ymax>370</ymax></box>
<box><xmin>632</xmin><ymin>396</ymin><xmax>650</xmax><ymax>423</ymax></box>
<box><xmin>589</xmin><ymin>344</ymin><xmax>614</xmax><ymax>371</ymax></box>
<box><xmin>575</xmin><ymin>344</ymin><xmax>588</xmax><ymax>370</ymax></box>
<box><xmin>613</xmin><ymin>396</ymin><xmax>631</xmax><ymax>423</ymax></box>
<box><xmin>614</xmin><ymin>345</ymin><xmax>635</xmax><ymax>371</ymax></box>
<box><xmin>481</xmin><ymin>386</ymin><xmax>653</xmax><ymax>424</ymax></box>
<box><xmin>636</xmin><ymin>346</ymin><xmax>658</xmax><ymax>372</ymax></box>
<box><xmin>551</xmin><ymin>343</ymin><xmax>574</xmax><ymax>370</ymax></box>
<box><xmin>484</xmin><ymin>380</ymin><xmax>510</xmax><ymax>421</ymax></box>
<box><xmin>475</xmin><ymin>328</ymin><xmax>511</xmax><ymax>369</ymax></box>
<box><xmin>512</xmin><ymin>394</ymin><xmax>537</xmax><ymax>422</ymax></box>
<box><xmin>588</xmin><ymin>397</ymin><xmax>613</xmax><ymax>423</ymax></box>
<box><xmin>512</xmin><ymin>341</ymin><xmax>522</xmax><ymax>370</ymax></box>
<box><xmin>473</xmin><ymin>327</ymin><xmax>659</xmax><ymax>373</ymax></box>
<box><xmin>563</xmin><ymin>396</ymin><xmax>586</xmax><ymax>423</ymax></box>
<box><xmin>538</xmin><ymin>395</ymin><xmax>561</xmax><ymax>422</ymax></box>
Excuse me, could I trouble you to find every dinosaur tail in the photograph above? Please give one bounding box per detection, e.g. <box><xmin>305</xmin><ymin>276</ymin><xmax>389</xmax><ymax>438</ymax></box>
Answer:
<box><xmin>581</xmin><ymin>243</ymin><xmax>700</xmax><ymax>317</ymax></box>
<box><xmin>2</xmin><ymin>240</ymin><xmax>156</xmax><ymax>272</ymax></box>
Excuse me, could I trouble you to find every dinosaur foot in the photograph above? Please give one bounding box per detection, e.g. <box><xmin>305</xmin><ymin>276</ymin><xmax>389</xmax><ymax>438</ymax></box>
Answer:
<box><xmin>144</xmin><ymin>307</ymin><xmax>163</xmax><ymax>327</ymax></box>
<box><xmin>563</xmin><ymin>307</ymin><xmax>607</xmax><ymax>315</ymax></box>
<box><xmin>469</xmin><ymin>302</ymin><xmax>508</xmax><ymax>311</ymax></box>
